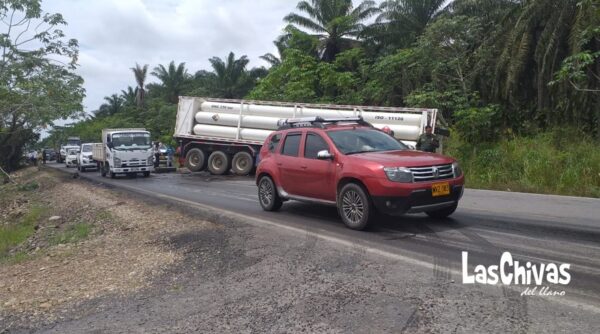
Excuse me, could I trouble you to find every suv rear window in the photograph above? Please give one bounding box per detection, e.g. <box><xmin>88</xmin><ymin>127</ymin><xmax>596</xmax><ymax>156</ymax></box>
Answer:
<box><xmin>268</xmin><ymin>134</ymin><xmax>281</xmax><ymax>153</ymax></box>
<box><xmin>304</xmin><ymin>133</ymin><xmax>329</xmax><ymax>159</ymax></box>
<box><xmin>281</xmin><ymin>133</ymin><xmax>301</xmax><ymax>157</ymax></box>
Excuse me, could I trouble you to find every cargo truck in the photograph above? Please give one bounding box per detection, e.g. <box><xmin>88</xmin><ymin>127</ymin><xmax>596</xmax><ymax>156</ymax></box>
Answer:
<box><xmin>174</xmin><ymin>96</ymin><xmax>437</xmax><ymax>175</ymax></box>
<box><xmin>58</xmin><ymin>136</ymin><xmax>81</xmax><ymax>163</ymax></box>
<box><xmin>174</xmin><ymin>97</ymin><xmax>439</xmax><ymax>176</ymax></box>
<box><xmin>92</xmin><ymin>128</ymin><xmax>154</xmax><ymax>178</ymax></box>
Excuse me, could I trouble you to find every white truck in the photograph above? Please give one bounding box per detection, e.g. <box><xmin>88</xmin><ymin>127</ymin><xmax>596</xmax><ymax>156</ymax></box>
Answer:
<box><xmin>92</xmin><ymin>128</ymin><xmax>154</xmax><ymax>178</ymax></box>
<box><xmin>174</xmin><ymin>97</ymin><xmax>439</xmax><ymax>176</ymax></box>
<box><xmin>58</xmin><ymin>136</ymin><xmax>81</xmax><ymax>163</ymax></box>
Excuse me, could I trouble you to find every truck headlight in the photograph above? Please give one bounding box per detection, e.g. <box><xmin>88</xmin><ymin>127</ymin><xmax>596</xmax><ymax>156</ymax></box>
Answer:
<box><xmin>384</xmin><ymin>167</ymin><xmax>413</xmax><ymax>183</ymax></box>
<box><xmin>114</xmin><ymin>157</ymin><xmax>122</xmax><ymax>167</ymax></box>
<box><xmin>147</xmin><ymin>156</ymin><xmax>153</xmax><ymax>165</ymax></box>
<box><xmin>452</xmin><ymin>162</ymin><xmax>462</xmax><ymax>177</ymax></box>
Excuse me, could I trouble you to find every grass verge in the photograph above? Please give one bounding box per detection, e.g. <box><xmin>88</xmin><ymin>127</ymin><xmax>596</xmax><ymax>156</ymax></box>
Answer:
<box><xmin>446</xmin><ymin>128</ymin><xmax>600</xmax><ymax>197</ymax></box>
<box><xmin>0</xmin><ymin>206</ymin><xmax>44</xmax><ymax>262</ymax></box>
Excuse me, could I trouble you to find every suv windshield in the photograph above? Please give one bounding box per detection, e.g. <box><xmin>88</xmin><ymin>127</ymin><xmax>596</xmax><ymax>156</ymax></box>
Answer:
<box><xmin>327</xmin><ymin>128</ymin><xmax>407</xmax><ymax>155</ymax></box>
<box><xmin>111</xmin><ymin>132</ymin><xmax>151</xmax><ymax>150</ymax></box>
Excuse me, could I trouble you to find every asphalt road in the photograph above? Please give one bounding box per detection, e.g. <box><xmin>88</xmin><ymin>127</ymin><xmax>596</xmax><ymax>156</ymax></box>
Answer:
<box><xmin>43</xmin><ymin>162</ymin><xmax>600</xmax><ymax>332</ymax></box>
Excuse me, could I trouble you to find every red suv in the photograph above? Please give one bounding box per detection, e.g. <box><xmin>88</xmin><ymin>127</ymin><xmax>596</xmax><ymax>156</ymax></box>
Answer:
<box><xmin>255</xmin><ymin>117</ymin><xmax>465</xmax><ymax>230</ymax></box>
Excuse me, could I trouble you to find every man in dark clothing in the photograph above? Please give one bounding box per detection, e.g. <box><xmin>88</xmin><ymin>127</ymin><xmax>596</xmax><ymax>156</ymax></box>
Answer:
<box><xmin>154</xmin><ymin>142</ymin><xmax>161</xmax><ymax>168</ymax></box>
<box><xmin>416</xmin><ymin>125</ymin><xmax>439</xmax><ymax>153</ymax></box>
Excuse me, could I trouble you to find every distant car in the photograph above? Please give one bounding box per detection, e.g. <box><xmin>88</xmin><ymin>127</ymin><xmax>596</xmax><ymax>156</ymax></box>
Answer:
<box><xmin>255</xmin><ymin>117</ymin><xmax>465</xmax><ymax>230</ymax></box>
<box><xmin>65</xmin><ymin>148</ymin><xmax>80</xmax><ymax>168</ymax></box>
<box><xmin>43</xmin><ymin>149</ymin><xmax>56</xmax><ymax>161</ymax></box>
<box><xmin>77</xmin><ymin>143</ymin><xmax>96</xmax><ymax>172</ymax></box>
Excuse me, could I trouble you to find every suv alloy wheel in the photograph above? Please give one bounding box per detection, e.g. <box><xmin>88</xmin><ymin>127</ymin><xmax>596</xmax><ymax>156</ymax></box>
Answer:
<box><xmin>258</xmin><ymin>176</ymin><xmax>283</xmax><ymax>211</ymax></box>
<box><xmin>338</xmin><ymin>183</ymin><xmax>373</xmax><ymax>230</ymax></box>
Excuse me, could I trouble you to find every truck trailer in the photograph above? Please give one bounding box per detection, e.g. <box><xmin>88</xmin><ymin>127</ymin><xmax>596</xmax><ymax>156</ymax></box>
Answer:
<box><xmin>174</xmin><ymin>97</ymin><xmax>438</xmax><ymax>176</ymax></box>
<box><xmin>92</xmin><ymin>128</ymin><xmax>154</xmax><ymax>178</ymax></box>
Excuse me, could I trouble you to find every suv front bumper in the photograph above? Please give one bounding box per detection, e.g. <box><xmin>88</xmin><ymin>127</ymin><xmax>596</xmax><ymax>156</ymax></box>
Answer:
<box><xmin>372</xmin><ymin>185</ymin><xmax>464</xmax><ymax>215</ymax></box>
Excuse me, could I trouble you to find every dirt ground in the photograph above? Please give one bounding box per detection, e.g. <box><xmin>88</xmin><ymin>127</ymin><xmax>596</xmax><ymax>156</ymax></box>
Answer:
<box><xmin>0</xmin><ymin>168</ymin><xmax>213</xmax><ymax>323</ymax></box>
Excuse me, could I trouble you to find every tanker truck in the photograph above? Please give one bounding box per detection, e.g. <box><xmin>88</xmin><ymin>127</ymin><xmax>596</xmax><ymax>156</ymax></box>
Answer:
<box><xmin>174</xmin><ymin>97</ymin><xmax>439</xmax><ymax>176</ymax></box>
<box><xmin>92</xmin><ymin>128</ymin><xmax>154</xmax><ymax>178</ymax></box>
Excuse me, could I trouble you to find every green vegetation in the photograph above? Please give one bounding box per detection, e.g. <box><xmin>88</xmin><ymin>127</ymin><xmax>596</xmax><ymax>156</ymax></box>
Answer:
<box><xmin>0</xmin><ymin>206</ymin><xmax>44</xmax><ymax>261</ymax></box>
<box><xmin>447</xmin><ymin>129</ymin><xmax>600</xmax><ymax>197</ymax></box>
<box><xmin>2</xmin><ymin>0</ymin><xmax>597</xmax><ymax>196</ymax></box>
<box><xmin>50</xmin><ymin>223</ymin><xmax>91</xmax><ymax>246</ymax></box>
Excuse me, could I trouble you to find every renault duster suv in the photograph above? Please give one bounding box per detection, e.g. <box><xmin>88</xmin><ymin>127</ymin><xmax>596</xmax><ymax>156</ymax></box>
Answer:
<box><xmin>255</xmin><ymin>117</ymin><xmax>464</xmax><ymax>230</ymax></box>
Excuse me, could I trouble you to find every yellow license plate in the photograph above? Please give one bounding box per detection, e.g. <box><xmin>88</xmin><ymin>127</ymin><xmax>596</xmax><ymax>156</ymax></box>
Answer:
<box><xmin>432</xmin><ymin>182</ymin><xmax>450</xmax><ymax>197</ymax></box>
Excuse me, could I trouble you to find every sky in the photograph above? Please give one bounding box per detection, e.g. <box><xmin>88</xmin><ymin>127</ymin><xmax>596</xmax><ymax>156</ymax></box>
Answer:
<box><xmin>43</xmin><ymin>0</ymin><xmax>303</xmax><ymax>118</ymax></box>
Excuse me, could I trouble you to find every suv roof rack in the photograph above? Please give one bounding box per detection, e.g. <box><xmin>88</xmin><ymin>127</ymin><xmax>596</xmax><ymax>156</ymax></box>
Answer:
<box><xmin>277</xmin><ymin>116</ymin><xmax>372</xmax><ymax>129</ymax></box>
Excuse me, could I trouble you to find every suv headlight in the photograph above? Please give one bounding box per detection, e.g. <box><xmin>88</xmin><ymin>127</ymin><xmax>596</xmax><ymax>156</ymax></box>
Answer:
<box><xmin>452</xmin><ymin>162</ymin><xmax>462</xmax><ymax>177</ymax></box>
<box><xmin>384</xmin><ymin>167</ymin><xmax>413</xmax><ymax>183</ymax></box>
<box><xmin>114</xmin><ymin>157</ymin><xmax>122</xmax><ymax>167</ymax></box>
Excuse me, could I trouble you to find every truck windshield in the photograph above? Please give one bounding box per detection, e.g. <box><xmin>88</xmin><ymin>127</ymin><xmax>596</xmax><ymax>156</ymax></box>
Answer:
<box><xmin>67</xmin><ymin>139</ymin><xmax>81</xmax><ymax>146</ymax></box>
<box><xmin>327</xmin><ymin>129</ymin><xmax>407</xmax><ymax>155</ymax></box>
<box><xmin>111</xmin><ymin>132</ymin><xmax>151</xmax><ymax>150</ymax></box>
<box><xmin>82</xmin><ymin>145</ymin><xmax>92</xmax><ymax>152</ymax></box>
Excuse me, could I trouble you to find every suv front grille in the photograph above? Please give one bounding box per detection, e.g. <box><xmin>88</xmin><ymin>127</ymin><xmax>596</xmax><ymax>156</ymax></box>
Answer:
<box><xmin>409</xmin><ymin>164</ymin><xmax>454</xmax><ymax>182</ymax></box>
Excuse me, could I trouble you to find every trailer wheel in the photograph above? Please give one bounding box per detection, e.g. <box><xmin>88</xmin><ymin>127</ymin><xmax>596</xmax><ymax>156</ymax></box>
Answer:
<box><xmin>185</xmin><ymin>148</ymin><xmax>206</xmax><ymax>172</ymax></box>
<box><xmin>207</xmin><ymin>151</ymin><xmax>231</xmax><ymax>175</ymax></box>
<box><xmin>231</xmin><ymin>151</ymin><xmax>253</xmax><ymax>176</ymax></box>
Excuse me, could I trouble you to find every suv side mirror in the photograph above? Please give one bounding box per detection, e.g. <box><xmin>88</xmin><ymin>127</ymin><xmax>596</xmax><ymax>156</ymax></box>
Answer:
<box><xmin>317</xmin><ymin>150</ymin><xmax>334</xmax><ymax>160</ymax></box>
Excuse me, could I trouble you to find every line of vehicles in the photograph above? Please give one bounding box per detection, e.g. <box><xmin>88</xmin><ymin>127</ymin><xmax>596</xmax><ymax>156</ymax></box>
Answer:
<box><xmin>56</xmin><ymin>97</ymin><xmax>464</xmax><ymax>230</ymax></box>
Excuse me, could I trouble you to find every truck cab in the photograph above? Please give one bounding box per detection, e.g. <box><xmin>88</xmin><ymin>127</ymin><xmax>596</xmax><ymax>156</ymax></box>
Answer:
<box><xmin>58</xmin><ymin>137</ymin><xmax>81</xmax><ymax>163</ymax></box>
<box><xmin>93</xmin><ymin>129</ymin><xmax>154</xmax><ymax>178</ymax></box>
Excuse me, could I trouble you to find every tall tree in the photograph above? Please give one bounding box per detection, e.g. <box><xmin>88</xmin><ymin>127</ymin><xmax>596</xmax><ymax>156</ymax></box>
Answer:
<box><xmin>0</xmin><ymin>0</ymin><xmax>84</xmax><ymax>171</ymax></box>
<box><xmin>121</xmin><ymin>86</ymin><xmax>137</xmax><ymax>107</ymax></box>
<box><xmin>284</xmin><ymin>0</ymin><xmax>379</xmax><ymax>61</ymax></box>
<box><xmin>370</xmin><ymin>0</ymin><xmax>446</xmax><ymax>50</ymax></box>
<box><xmin>208</xmin><ymin>52</ymin><xmax>254</xmax><ymax>98</ymax></box>
<box><xmin>131</xmin><ymin>63</ymin><xmax>148</xmax><ymax>108</ymax></box>
<box><xmin>96</xmin><ymin>94</ymin><xmax>123</xmax><ymax>117</ymax></box>
<box><xmin>151</xmin><ymin>61</ymin><xmax>188</xmax><ymax>104</ymax></box>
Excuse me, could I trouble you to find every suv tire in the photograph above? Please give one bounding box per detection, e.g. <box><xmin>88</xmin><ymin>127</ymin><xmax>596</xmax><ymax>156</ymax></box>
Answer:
<box><xmin>338</xmin><ymin>183</ymin><xmax>373</xmax><ymax>230</ymax></box>
<box><xmin>426</xmin><ymin>203</ymin><xmax>458</xmax><ymax>218</ymax></box>
<box><xmin>258</xmin><ymin>176</ymin><xmax>282</xmax><ymax>211</ymax></box>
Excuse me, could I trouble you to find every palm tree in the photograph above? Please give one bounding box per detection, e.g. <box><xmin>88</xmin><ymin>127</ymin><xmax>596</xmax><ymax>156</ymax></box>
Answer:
<box><xmin>121</xmin><ymin>86</ymin><xmax>137</xmax><ymax>107</ymax></box>
<box><xmin>131</xmin><ymin>63</ymin><xmax>148</xmax><ymax>108</ymax></box>
<box><xmin>284</xmin><ymin>0</ymin><xmax>379</xmax><ymax>62</ymax></box>
<box><xmin>372</xmin><ymin>0</ymin><xmax>446</xmax><ymax>49</ymax></box>
<box><xmin>151</xmin><ymin>61</ymin><xmax>188</xmax><ymax>104</ymax></box>
<box><xmin>493</xmin><ymin>0</ymin><xmax>582</xmax><ymax>123</ymax></box>
<box><xmin>208</xmin><ymin>52</ymin><xmax>254</xmax><ymax>99</ymax></box>
<box><xmin>96</xmin><ymin>94</ymin><xmax>123</xmax><ymax>117</ymax></box>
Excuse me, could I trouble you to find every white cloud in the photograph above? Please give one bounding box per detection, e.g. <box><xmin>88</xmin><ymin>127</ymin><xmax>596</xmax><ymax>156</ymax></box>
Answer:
<box><xmin>43</xmin><ymin>0</ymin><xmax>299</xmax><ymax>115</ymax></box>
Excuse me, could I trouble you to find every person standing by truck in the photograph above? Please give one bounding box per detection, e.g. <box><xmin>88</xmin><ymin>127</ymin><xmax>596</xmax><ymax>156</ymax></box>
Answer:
<box><xmin>154</xmin><ymin>142</ymin><xmax>161</xmax><ymax>168</ymax></box>
<box><xmin>416</xmin><ymin>125</ymin><xmax>439</xmax><ymax>153</ymax></box>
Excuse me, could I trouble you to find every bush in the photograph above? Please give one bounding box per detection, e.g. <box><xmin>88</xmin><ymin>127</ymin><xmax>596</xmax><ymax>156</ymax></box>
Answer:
<box><xmin>454</xmin><ymin>105</ymin><xmax>501</xmax><ymax>144</ymax></box>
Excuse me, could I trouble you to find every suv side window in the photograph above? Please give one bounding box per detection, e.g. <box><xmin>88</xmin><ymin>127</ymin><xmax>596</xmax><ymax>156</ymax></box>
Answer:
<box><xmin>281</xmin><ymin>133</ymin><xmax>301</xmax><ymax>157</ymax></box>
<box><xmin>304</xmin><ymin>133</ymin><xmax>329</xmax><ymax>159</ymax></box>
<box><xmin>268</xmin><ymin>134</ymin><xmax>281</xmax><ymax>153</ymax></box>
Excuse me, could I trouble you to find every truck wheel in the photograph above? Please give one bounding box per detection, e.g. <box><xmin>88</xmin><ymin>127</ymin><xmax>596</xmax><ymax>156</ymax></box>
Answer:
<box><xmin>207</xmin><ymin>151</ymin><xmax>231</xmax><ymax>175</ymax></box>
<box><xmin>185</xmin><ymin>148</ymin><xmax>206</xmax><ymax>172</ymax></box>
<box><xmin>231</xmin><ymin>151</ymin><xmax>253</xmax><ymax>176</ymax></box>
<box><xmin>337</xmin><ymin>183</ymin><xmax>373</xmax><ymax>230</ymax></box>
<box><xmin>258</xmin><ymin>176</ymin><xmax>282</xmax><ymax>211</ymax></box>
<box><xmin>100</xmin><ymin>163</ymin><xmax>107</xmax><ymax>177</ymax></box>
<box><xmin>426</xmin><ymin>203</ymin><xmax>458</xmax><ymax>219</ymax></box>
